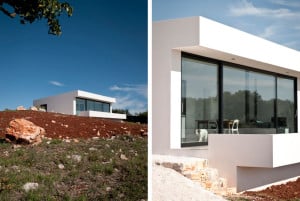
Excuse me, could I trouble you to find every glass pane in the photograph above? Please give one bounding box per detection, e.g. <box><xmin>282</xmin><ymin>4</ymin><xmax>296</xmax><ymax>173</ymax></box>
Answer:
<box><xmin>223</xmin><ymin>67</ymin><xmax>246</xmax><ymax>133</ymax></box>
<box><xmin>181</xmin><ymin>57</ymin><xmax>218</xmax><ymax>145</ymax></box>
<box><xmin>248</xmin><ymin>71</ymin><xmax>275</xmax><ymax>133</ymax></box>
<box><xmin>87</xmin><ymin>100</ymin><xmax>94</xmax><ymax>111</ymax></box>
<box><xmin>76</xmin><ymin>98</ymin><xmax>86</xmax><ymax>113</ymax></box>
<box><xmin>94</xmin><ymin>102</ymin><xmax>102</xmax><ymax>111</ymax></box>
<box><xmin>102</xmin><ymin>103</ymin><xmax>110</xmax><ymax>112</ymax></box>
<box><xmin>223</xmin><ymin>66</ymin><xmax>276</xmax><ymax>134</ymax></box>
<box><xmin>277</xmin><ymin>78</ymin><xmax>295</xmax><ymax>133</ymax></box>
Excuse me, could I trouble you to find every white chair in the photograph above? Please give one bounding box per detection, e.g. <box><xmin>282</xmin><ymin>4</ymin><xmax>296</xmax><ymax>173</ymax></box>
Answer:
<box><xmin>195</xmin><ymin>129</ymin><xmax>208</xmax><ymax>142</ymax></box>
<box><xmin>231</xmin><ymin>119</ymin><xmax>239</xmax><ymax>134</ymax></box>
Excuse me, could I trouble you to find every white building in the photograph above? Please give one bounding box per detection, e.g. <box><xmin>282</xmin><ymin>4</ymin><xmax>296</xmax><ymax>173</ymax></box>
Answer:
<box><xmin>33</xmin><ymin>90</ymin><xmax>126</xmax><ymax>120</ymax></box>
<box><xmin>153</xmin><ymin>16</ymin><xmax>300</xmax><ymax>192</ymax></box>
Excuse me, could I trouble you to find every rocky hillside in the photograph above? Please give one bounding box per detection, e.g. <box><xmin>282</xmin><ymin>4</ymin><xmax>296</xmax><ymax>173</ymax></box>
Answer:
<box><xmin>0</xmin><ymin>110</ymin><xmax>147</xmax><ymax>140</ymax></box>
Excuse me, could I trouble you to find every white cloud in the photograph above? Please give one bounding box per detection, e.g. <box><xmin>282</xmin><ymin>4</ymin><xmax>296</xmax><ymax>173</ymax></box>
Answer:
<box><xmin>229</xmin><ymin>0</ymin><xmax>300</xmax><ymax>18</ymax></box>
<box><xmin>49</xmin><ymin>81</ymin><xmax>64</xmax><ymax>87</ymax></box>
<box><xmin>269</xmin><ymin>0</ymin><xmax>300</xmax><ymax>8</ymax></box>
<box><xmin>110</xmin><ymin>84</ymin><xmax>147</xmax><ymax>98</ymax></box>
<box><xmin>259</xmin><ymin>25</ymin><xmax>277</xmax><ymax>38</ymax></box>
<box><xmin>112</xmin><ymin>95</ymin><xmax>147</xmax><ymax>114</ymax></box>
<box><xmin>109</xmin><ymin>83</ymin><xmax>148</xmax><ymax>114</ymax></box>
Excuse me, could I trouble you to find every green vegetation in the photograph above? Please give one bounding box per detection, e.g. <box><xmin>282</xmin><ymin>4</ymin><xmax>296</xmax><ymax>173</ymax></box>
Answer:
<box><xmin>0</xmin><ymin>135</ymin><xmax>147</xmax><ymax>200</ymax></box>
<box><xmin>0</xmin><ymin>0</ymin><xmax>73</xmax><ymax>35</ymax></box>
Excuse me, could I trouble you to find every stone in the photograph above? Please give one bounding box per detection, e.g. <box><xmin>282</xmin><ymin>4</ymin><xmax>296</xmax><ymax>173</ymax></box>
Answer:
<box><xmin>39</xmin><ymin>108</ymin><xmax>46</xmax><ymax>112</ymax></box>
<box><xmin>30</xmin><ymin>106</ymin><xmax>38</xmax><ymax>111</ymax></box>
<box><xmin>71</xmin><ymin>155</ymin><xmax>82</xmax><ymax>162</ymax></box>
<box><xmin>92</xmin><ymin>137</ymin><xmax>99</xmax><ymax>140</ymax></box>
<box><xmin>23</xmin><ymin>182</ymin><xmax>39</xmax><ymax>192</ymax></box>
<box><xmin>58</xmin><ymin>164</ymin><xmax>65</xmax><ymax>169</ymax></box>
<box><xmin>64</xmin><ymin>139</ymin><xmax>71</xmax><ymax>143</ymax></box>
<box><xmin>5</xmin><ymin>118</ymin><xmax>45</xmax><ymax>145</ymax></box>
<box><xmin>120</xmin><ymin>154</ymin><xmax>128</xmax><ymax>160</ymax></box>
<box><xmin>16</xmin><ymin>106</ymin><xmax>26</xmax><ymax>111</ymax></box>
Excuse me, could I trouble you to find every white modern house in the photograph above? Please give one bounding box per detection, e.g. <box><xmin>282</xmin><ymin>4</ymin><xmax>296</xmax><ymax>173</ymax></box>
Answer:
<box><xmin>153</xmin><ymin>16</ymin><xmax>300</xmax><ymax>192</ymax></box>
<box><xmin>33</xmin><ymin>90</ymin><xmax>126</xmax><ymax>120</ymax></box>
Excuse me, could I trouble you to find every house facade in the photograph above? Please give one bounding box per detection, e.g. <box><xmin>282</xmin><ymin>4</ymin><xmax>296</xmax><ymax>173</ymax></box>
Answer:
<box><xmin>153</xmin><ymin>16</ymin><xmax>300</xmax><ymax>191</ymax></box>
<box><xmin>33</xmin><ymin>90</ymin><xmax>126</xmax><ymax>120</ymax></box>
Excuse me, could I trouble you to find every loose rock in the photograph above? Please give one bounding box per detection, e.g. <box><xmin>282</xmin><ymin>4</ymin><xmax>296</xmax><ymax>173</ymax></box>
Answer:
<box><xmin>5</xmin><ymin>118</ymin><xmax>45</xmax><ymax>145</ymax></box>
<box><xmin>120</xmin><ymin>154</ymin><xmax>128</xmax><ymax>160</ymax></box>
<box><xmin>23</xmin><ymin>182</ymin><xmax>39</xmax><ymax>192</ymax></box>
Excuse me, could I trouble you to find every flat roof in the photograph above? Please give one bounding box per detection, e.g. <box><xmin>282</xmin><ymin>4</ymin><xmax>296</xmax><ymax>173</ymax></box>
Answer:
<box><xmin>154</xmin><ymin>16</ymin><xmax>300</xmax><ymax>76</ymax></box>
<box><xmin>34</xmin><ymin>90</ymin><xmax>116</xmax><ymax>103</ymax></box>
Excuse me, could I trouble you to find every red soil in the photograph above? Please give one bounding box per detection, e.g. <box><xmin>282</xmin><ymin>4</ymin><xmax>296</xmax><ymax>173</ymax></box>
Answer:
<box><xmin>241</xmin><ymin>178</ymin><xmax>300</xmax><ymax>201</ymax></box>
<box><xmin>0</xmin><ymin>110</ymin><xmax>147</xmax><ymax>139</ymax></box>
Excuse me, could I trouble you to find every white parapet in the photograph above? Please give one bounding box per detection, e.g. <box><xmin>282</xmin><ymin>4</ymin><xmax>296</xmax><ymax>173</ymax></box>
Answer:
<box><xmin>78</xmin><ymin>111</ymin><xmax>126</xmax><ymax>120</ymax></box>
<box><xmin>208</xmin><ymin>134</ymin><xmax>300</xmax><ymax>192</ymax></box>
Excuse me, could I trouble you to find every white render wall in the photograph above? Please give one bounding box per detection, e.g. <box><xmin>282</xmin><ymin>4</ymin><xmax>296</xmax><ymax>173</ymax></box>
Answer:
<box><xmin>153</xmin><ymin>17</ymin><xmax>207</xmax><ymax>157</ymax></box>
<box><xmin>78</xmin><ymin>111</ymin><xmax>126</xmax><ymax>120</ymax></box>
<box><xmin>153</xmin><ymin>16</ymin><xmax>300</xmax><ymax>191</ymax></box>
<box><xmin>33</xmin><ymin>91</ymin><xmax>76</xmax><ymax>115</ymax></box>
<box><xmin>209</xmin><ymin>134</ymin><xmax>300</xmax><ymax>191</ymax></box>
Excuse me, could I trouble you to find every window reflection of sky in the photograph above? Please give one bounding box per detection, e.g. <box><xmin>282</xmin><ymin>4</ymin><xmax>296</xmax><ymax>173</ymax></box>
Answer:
<box><xmin>182</xmin><ymin>58</ymin><xmax>217</xmax><ymax>99</ymax></box>
<box><xmin>224</xmin><ymin>66</ymin><xmax>293</xmax><ymax>102</ymax></box>
<box><xmin>182</xmin><ymin>58</ymin><xmax>294</xmax><ymax>102</ymax></box>
<box><xmin>278</xmin><ymin>78</ymin><xmax>294</xmax><ymax>102</ymax></box>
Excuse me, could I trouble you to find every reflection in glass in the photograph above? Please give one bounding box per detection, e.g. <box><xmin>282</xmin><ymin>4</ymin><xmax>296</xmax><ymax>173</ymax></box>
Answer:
<box><xmin>223</xmin><ymin>66</ymin><xmax>276</xmax><ymax>134</ymax></box>
<box><xmin>181</xmin><ymin>54</ymin><xmax>297</xmax><ymax>147</ymax></box>
<box><xmin>76</xmin><ymin>98</ymin><xmax>111</xmax><ymax>113</ymax></box>
<box><xmin>181</xmin><ymin>57</ymin><xmax>218</xmax><ymax>145</ymax></box>
<box><xmin>277</xmin><ymin>78</ymin><xmax>295</xmax><ymax>133</ymax></box>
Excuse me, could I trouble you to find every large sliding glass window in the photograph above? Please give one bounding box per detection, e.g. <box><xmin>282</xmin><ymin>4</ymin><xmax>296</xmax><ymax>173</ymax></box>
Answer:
<box><xmin>181</xmin><ymin>57</ymin><xmax>218</xmax><ymax>146</ymax></box>
<box><xmin>181</xmin><ymin>53</ymin><xmax>297</xmax><ymax>147</ymax></box>
<box><xmin>76</xmin><ymin>98</ymin><xmax>111</xmax><ymax>113</ymax></box>
<box><xmin>223</xmin><ymin>66</ymin><xmax>276</xmax><ymax>134</ymax></box>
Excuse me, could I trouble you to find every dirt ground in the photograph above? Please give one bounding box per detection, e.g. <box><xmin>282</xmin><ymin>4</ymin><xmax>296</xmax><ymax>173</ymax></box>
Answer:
<box><xmin>228</xmin><ymin>178</ymin><xmax>300</xmax><ymax>201</ymax></box>
<box><xmin>243</xmin><ymin>177</ymin><xmax>300</xmax><ymax>201</ymax></box>
<box><xmin>0</xmin><ymin>110</ymin><xmax>147</xmax><ymax>139</ymax></box>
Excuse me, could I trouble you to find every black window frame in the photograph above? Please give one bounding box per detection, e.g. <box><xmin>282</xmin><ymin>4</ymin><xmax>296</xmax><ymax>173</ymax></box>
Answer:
<box><xmin>181</xmin><ymin>52</ymin><xmax>297</xmax><ymax>147</ymax></box>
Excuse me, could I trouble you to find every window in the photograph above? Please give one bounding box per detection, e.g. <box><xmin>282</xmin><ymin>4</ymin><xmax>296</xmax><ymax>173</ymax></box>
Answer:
<box><xmin>277</xmin><ymin>77</ymin><xmax>295</xmax><ymax>133</ymax></box>
<box><xmin>76</xmin><ymin>98</ymin><xmax>111</xmax><ymax>113</ymax></box>
<box><xmin>76</xmin><ymin>98</ymin><xmax>86</xmax><ymax>113</ymax></box>
<box><xmin>181</xmin><ymin>53</ymin><xmax>297</xmax><ymax>147</ymax></box>
<box><xmin>40</xmin><ymin>104</ymin><xmax>47</xmax><ymax>111</ymax></box>
<box><xmin>223</xmin><ymin>66</ymin><xmax>276</xmax><ymax>134</ymax></box>
<box><xmin>181</xmin><ymin>56</ymin><xmax>218</xmax><ymax>146</ymax></box>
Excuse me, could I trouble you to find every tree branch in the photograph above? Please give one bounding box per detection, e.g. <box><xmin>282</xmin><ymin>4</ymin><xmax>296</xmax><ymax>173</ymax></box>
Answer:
<box><xmin>0</xmin><ymin>6</ymin><xmax>16</xmax><ymax>18</ymax></box>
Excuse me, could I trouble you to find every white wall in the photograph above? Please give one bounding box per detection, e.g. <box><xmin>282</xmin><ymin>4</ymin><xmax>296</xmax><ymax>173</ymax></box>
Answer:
<box><xmin>153</xmin><ymin>17</ymin><xmax>209</xmax><ymax>157</ymax></box>
<box><xmin>208</xmin><ymin>134</ymin><xmax>300</xmax><ymax>191</ymax></box>
<box><xmin>199</xmin><ymin>17</ymin><xmax>300</xmax><ymax>73</ymax></box>
<box><xmin>33</xmin><ymin>91</ymin><xmax>76</xmax><ymax>115</ymax></box>
<box><xmin>79</xmin><ymin>111</ymin><xmax>126</xmax><ymax>120</ymax></box>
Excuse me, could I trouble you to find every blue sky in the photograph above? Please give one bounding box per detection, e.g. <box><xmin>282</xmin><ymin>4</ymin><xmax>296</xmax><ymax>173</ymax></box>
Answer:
<box><xmin>0</xmin><ymin>0</ymin><xmax>147</xmax><ymax>114</ymax></box>
<box><xmin>153</xmin><ymin>0</ymin><xmax>300</xmax><ymax>51</ymax></box>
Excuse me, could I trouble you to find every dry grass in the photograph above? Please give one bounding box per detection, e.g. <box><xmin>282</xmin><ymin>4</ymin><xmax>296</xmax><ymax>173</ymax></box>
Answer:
<box><xmin>0</xmin><ymin>135</ymin><xmax>147</xmax><ymax>201</ymax></box>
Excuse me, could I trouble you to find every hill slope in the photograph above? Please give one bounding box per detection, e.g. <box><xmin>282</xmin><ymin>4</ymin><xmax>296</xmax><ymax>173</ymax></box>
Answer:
<box><xmin>0</xmin><ymin>111</ymin><xmax>147</xmax><ymax>139</ymax></box>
